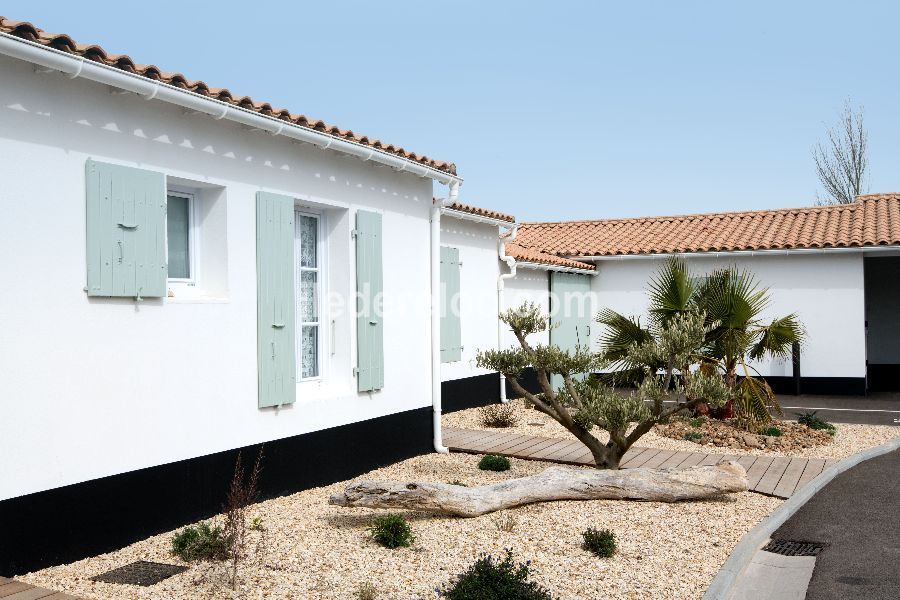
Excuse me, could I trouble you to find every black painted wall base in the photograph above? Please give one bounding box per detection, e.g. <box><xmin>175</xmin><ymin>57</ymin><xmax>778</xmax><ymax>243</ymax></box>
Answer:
<box><xmin>867</xmin><ymin>365</ymin><xmax>900</xmax><ymax>392</ymax></box>
<box><xmin>441</xmin><ymin>368</ymin><xmax>541</xmax><ymax>414</ymax></box>
<box><xmin>766</xmin><ymin>376</ymin><xmax>866</xmax><ymax>396</ymax></box>
<box><xmin>0</xmin><ymin>407</ymin><xmax>432</xmax><ymax>576</ymax></box>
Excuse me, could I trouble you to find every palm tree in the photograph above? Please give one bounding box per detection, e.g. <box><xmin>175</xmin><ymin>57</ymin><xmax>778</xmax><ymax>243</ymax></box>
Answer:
<box><xmin>597</xmin><ymin>259</ymin><xmax>803</xmax><ymax>426</ymax></box>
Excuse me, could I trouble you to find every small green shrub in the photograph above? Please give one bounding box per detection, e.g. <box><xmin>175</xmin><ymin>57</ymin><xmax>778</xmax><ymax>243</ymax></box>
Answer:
<box><xmin>684</xmin><ymin>431</ymin><xmax>702</xmax><ymax>442</ymax></box>
<box><xmin>355</xmin><ymin>581</ymin><xmax>378</xmax><ymax>600</ymax></box>
<box><xmin>762</xmin><ymin>426</ymin><xmax>783</xmax><ymax>437</ymax></box>
<box><xmin>171</xmin><ymin>522</ymin><xmax>231</xmax><ymax>561</ymax></box>
<box><xmin>689</xmin><ymin>416</ymin><xmax>706</xmax><ymax>428</ymax></box>
<box><xmin>368</xmin><ymin>514</ymin><xmax>414</xmax><ymax>549</ymax></box>
<box><xmin>249</xmin><ymin>516</ymin><xmax>264</xmax><ymax>531</ymax></box>
<box><xmin>797</xmin><ymin>411</ymin><xmax>836</xmax><ymax>434</ymax></box>
<box><xmin>448</xmin><ymin>479</ymin><xmax>469</xmax><ymax>487</ymax></box>
<box><xmin>581</xmin><ymin>528</ymin><xmax>616</xmax><ymax>558</ymax></box>
<box><xmin>440</xmin><ymin>550</ymin><xmax>553</xmax><ymax>599</ymax></box>
<box><xmin>479</xmin><ymin>454</ymin><xmax>511</xmax><ymax>472</ymax></box>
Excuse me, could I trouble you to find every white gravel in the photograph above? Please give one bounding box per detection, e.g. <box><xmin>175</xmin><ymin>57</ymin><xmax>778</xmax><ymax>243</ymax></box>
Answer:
<box><xmin>445</xmin><ymin>400</ymin><xmax>900</xmax><ymax>460</ymax></box>
<box><xmin>21</xmin><ymin>451</ymin><xmax>780</xmax><ymax>600</ymax></box>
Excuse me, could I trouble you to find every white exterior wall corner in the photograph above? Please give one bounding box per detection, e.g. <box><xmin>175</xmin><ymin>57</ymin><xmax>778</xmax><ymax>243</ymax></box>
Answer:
<box><xmin>590</xmin><ymin>253</ymin><xmax>866</xmax><ymax>378</ymax></box>
<box><xmin>439</xmin><ymin>219</ymin><xmax>503</xmax><ymax>382</ymax></box>
<box><xmin>0</xmin><ymin>54</ymin><xmax>436</xmax><ymax>501</ymax></box>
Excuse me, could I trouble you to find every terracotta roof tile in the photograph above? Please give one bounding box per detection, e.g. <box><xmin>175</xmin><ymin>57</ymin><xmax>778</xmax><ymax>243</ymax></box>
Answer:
<box><xmin>515</xmin><ymin>195</ymin><xmax>900</xmax><ymax>257</ymax></box>
<box><xmin>0</xmin><ymin>16</ymin><xmax>457</xmax><ymax>176</ymax></box>
<box><xmin>444</xmin><ymin>201</ymin><xmax>515</xmax><ymax>223</ymax></box>
<box><xmin>505</xmin><ymin>243</ymin><xmax>594</xmax><ymax>270</ymax></box>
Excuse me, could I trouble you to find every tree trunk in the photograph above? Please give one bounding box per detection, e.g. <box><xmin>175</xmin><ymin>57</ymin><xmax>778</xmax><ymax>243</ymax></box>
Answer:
<box><xmin>329</xmin><ymin>461</ymin><xmax>748</xmax><ymax>517</ymax></box>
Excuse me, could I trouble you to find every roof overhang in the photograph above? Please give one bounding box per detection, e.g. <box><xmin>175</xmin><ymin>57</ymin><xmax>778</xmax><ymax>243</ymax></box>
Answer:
<box><xmin>0</xmin><ymin>31</ymin><xmax>463</xmax><ymax>187</ymax></box>
<box><xmin>571</xmin><ymin>245</ymin><xmax>900</xmax><ymax>261</ymax></box>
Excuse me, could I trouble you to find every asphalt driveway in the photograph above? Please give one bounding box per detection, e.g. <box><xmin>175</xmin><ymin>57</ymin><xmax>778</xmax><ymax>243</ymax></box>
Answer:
<box><xmin>776</xmin><ymin>393</ymin><xmax>900</xmax><ymax>426</ymax></box>
<box><xmin>773</xmin><ymin>448</ymin><xmax>900</xmax><ymax>599</ymax></box>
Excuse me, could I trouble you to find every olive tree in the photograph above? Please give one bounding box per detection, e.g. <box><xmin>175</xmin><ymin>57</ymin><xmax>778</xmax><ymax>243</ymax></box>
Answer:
<box><xmin>476</xmin><ymin>303</ymin><xmax>730</xmax><ymax>469</ymax></box>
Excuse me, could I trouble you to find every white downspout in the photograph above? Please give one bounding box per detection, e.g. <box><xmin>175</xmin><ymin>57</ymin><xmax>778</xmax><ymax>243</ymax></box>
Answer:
<box><xmin>431</xmin><ymin>181</ymin><xmax>460</xmax><ymax>452</ymax></box>
<box><xmin>497</xmin><ymin>224</ymin><xmax>519</xmax><ymax>402</ymax></box>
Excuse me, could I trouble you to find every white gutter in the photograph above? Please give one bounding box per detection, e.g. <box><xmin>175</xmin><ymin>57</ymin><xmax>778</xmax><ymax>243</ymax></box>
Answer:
<box><xmin>0</xmin><ymin>32</ymin><xmax>462</xmax><ymax>187</ymax></box>
<box><xmin>516</xmin><ymin>261</ymin><xmax>597</xmax><ymax>275</ymax></box>
<box><xmin>573</xmin><ymin>245</ymin><xmax>900</xmax><ymax>261</ymax></box>
<box><xmin>431</xmin><ymin>182</ymin><xmax>461</xmax><ymax>453</ymax></box>
<box><xmin>497</xmin><ymin>224</ymin><xmax>519</xmax><ymax>403</ymax></box>
<box><xmin>439</xmin><ymin>207</ymin><xmax>515</xmax><ymax>229</ymax></box>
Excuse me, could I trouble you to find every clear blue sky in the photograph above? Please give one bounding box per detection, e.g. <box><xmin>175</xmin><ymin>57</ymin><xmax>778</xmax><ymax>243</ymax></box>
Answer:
<box><xmin>5</xmin><ymin>1</ymin><xmax>899</xmax><ymax>221</ymax></box>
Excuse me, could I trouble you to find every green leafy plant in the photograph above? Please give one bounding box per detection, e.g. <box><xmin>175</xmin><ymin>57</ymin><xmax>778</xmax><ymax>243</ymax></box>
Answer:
<box><xmin>355</xmin><ymin>581</ymin><xmax>379</xmax><ymax>600</ymax></box>
<box><xmin>171</xmin><ymin>522</ymin><xmax>231</xmax><ymax>561</ymax></box>
<box><xmin>596</xmin><ymin>258</ymin><xmax>803</xmax><ymax>429</ymax></box>
<box><xmin>477</xmin><ymin>299</ymin><xmax>731</xmax><ymax>469</ymax></box>
<box><xmin>249</xmin><ymin>517</ymin><xmax>264</xmax><ymax>531</ymax></box>
<box><xmin>479</xmin><ymin>403</ymin><xmax>519</xmax><ymax>428</ymax></box>
<box><xmin>689</xmin><ymin>416</ymin><xmax>706</xmax><ymax>428</ymax></box>
<box><xmin>368</xmin><ymin>514</ymin><xmax>414</xmax><ymax>549</ymax></box>
<box><xmin>581</xmin><ymin>528</ymin><xmax>616</xmax><ymax>558</ymax></box>
<box><xmin>478</xmin><ymin>454</ymin><xmax>511</xmax><ymax>472</ymax></box>
<box><xmin>440</xmin><ymin>550</ymin><xmax>554</xmax><ymax>599</ymax></box>
<box><xmin>762</xmin><ymin>426</ymin><xmax>783</xmax><ymax>437</ymax></box>
<box><xmin>684</xmin><ymin>431</ymin><xmax>702</xmax><ymax>442</ymax></box>
<box><xmin>797</xmin><ymin>411</ymin><xmax>836</xmax><ymax>434</ymax></box>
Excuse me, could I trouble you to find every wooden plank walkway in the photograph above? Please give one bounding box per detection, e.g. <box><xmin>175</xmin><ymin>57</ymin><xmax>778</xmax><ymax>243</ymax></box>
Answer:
<box><xmin>444</xmin><ymin>427</ymin><xmax>836</xmax><ymax>499</ymax></box>
<box><xmin>0</xmin><ymin>577</ymin><xmax>80</xmax><ymax>599</ymax></box>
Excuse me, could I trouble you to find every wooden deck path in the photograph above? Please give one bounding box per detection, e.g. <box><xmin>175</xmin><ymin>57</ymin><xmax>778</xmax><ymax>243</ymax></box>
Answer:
<box><xmin>444</xmin><ymin>427</ymin><xmax>836</xmax><ymax>499</ymax></box>
<box><xmin>0</xmin><ymin>577</ymin><xmax>80</xmax><ymax>599</ymax></box>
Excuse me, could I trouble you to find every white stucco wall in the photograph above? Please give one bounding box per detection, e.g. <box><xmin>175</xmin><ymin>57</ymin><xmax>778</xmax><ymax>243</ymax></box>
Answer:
<box><xmin>439</xmin><ymin>219</ymin><xmax>503</xmax><ymax>382</ymax></box>
<box><xmin>590</xmin><ymin>253</ymin><xmax>866</xmax><ymax>378</ymax></box>
<box><xmin>0</xmin><ymin>54</ymin><xmax>437</xmax><ymax>501</ymax></box>
<box><xmin>502</xmin><ymin>269</ymin><xmax>551</xmax><ymax>349</ymax></box>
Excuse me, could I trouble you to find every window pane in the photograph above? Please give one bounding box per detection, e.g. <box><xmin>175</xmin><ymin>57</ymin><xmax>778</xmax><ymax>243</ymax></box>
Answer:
<box><xmin>299</xmin><ymin>271</ymin><xmax>317</xmax><ymax>322</ymax></box>
<box><xmin>299</xmin><ymin>215</ymin><xmax>317</xmax><ymax>268</ymax></box>
<box><xmin>301</xmin><ymin>326</ymin><xmax>318</xmax><ymax>378</ymax></box>
<box><xmin>167</xmin><ymin>195</ymin><xmax>190</xmax><ymax>279</ymax></box>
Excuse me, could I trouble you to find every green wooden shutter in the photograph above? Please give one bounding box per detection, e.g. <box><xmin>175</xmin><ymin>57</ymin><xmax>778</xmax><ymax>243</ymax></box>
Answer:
<box><xmin>355</xmin><ymin>210</ymin><xmax>384</xmax><ymax>392</ymax></box>
<box><xmin>549</xmin><ymin>272</ymin><xmax>593</xmax><ymax>389</ymax></box>
<box><xmin>85</xmin><ymin>159</ymin><xmax>166</xmax><ymax>298</ymax></box>
<box><xmin>256</xmin><ymin>192</ymin><xmax>296</xmax><ymax>408</ymax></box>
<box><xmin>440</xmin><ymin>246</ymin><xmax>463</xmax><ymax>363</ymax></box>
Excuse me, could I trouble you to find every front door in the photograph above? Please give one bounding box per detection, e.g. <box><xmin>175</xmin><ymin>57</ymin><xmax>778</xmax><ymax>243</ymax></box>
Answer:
<box><xmin>549</xmin><ymin>272</ymin><xmax>593</xmax><ymax>391</ymax></box>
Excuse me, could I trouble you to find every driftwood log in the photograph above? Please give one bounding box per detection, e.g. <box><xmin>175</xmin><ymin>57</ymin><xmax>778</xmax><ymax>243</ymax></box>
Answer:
<box><xmin>329</xmin><ymin>461</ymin><xmax>748</xmax><ymax>517</ymax></box>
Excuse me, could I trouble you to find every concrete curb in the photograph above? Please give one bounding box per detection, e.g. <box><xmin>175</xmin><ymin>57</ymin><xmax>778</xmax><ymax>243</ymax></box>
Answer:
<box><xmin>703</xmin><ymin>434</ymin><xmax>900</xmax><ymax>600</ymax></box>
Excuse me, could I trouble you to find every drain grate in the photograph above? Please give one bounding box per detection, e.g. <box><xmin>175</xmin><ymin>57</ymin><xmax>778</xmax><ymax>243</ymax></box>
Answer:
<box><xmin>91</xmin><ymin>560</ymin><xmax>188</xmax><ymax>586</ymax></box>
<box><xmin>763</xmin><ymin>539</ymin><xmax>825</xmax><ymax>557</ymax></box>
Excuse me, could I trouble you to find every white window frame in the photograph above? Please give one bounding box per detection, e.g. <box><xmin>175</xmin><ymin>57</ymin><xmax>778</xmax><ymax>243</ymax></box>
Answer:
<box><xmin>165</xmin><ymin>190</ymin><xmax>198</xmax><ymax>286</ymax></box>
<box><xmin>295</xmin><ymin>210</ymin><xmax>324</xmax><ymax>381</ymax></box>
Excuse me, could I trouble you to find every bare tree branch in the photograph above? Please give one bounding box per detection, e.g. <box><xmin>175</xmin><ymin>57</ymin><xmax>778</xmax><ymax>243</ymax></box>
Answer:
<box><xmin>813</xmin><ymin>99</ymin><xmax>868</xmax><ymax>205</ymax></box>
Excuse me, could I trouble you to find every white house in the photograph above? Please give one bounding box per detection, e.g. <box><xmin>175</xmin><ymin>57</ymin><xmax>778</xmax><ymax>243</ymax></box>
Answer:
<box><xmin>0</xmin><ymin>17</ymin><xmax>513</xmax><ymax>575</ymax></box>
<box><xmin>3</xmin><ymin>13</ymin><xmax>899</xmax><ymax>579</ymax></box>
<box><xmin>505</xmin><ymin>197</ymin><xmax>900</xmax><ymax>395</ymax></box>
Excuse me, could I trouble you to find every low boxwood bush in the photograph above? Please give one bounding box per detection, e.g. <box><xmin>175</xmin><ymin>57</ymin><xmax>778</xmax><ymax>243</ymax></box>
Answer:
<box><xmin>684</xmin><ymin>431</ymin><xmax>702</xmax><ymax>442</ymax></box>
<box><xmin>581</xmin><ymin>528</ymin><xmax>616</xmax><ymax>558</ymax></box>
<box><xmin>440</xmin><ymin>549</ymin><xmax>553</xmax><ymax>599</ymax></box>
<box><xmin>479</xmin><ymin>454</ymin><xmax>511</xmax><ymax>472</ymax></box>
<box><xmin>762</xmin><ymin>426</ymin><xmax>783</xmax><ymax>437</ymax></box>
<box><xmin>798</xmin><ymin>411</ymin><xmax>836</xmax><ymax>434</ymax></box>
<box><xmin>368</xmin><ymin>513</ymin><xmax>414</xmax><ymax>549</ymax></box>
<box><xmin>171</xmin><ymin>522</ymin><xmax>231</xmax><ymax>561</ymax></box>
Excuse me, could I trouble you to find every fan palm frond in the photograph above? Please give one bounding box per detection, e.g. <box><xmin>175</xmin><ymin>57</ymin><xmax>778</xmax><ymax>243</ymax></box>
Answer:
<box><xmin>647</xmin><ymin>258</ymin><xmax>695</xmax><ymax>326</ymax></box>
<box><xmin>749</xmin><ymin>314</ymin><xmax>803</xmax><ymax>361</ymax></box>
<box><xmin>595</xmin><ymin>308</ymin><xmax>651</xmax><ymax>362</ymax></box>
